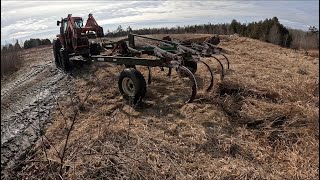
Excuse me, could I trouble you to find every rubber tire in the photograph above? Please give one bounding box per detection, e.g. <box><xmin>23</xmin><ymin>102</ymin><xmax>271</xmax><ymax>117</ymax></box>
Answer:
<box><xmin>52</xmin><ymin>39</ymin><xmax>62</xmax><ymax>68</ymax></box>
<box><xmin>118</xmin><ymin>68</ymin><xmax>146</xmax><ymax>104</ymax></box>
<box><xmin>90</xmin><ymin>43</ymin><xmax>101</xmax><ymax>55</ymax></box>
<box><xmin>125</xmin><ymin>65</ymin><xmax>136</xmax><ymax>69</ymax></box>
<box><xmin>82</xmin><ymin>54</ymin><xmax>89</xmax><ymax>58</ymax></box>
<box><xmin>59</xmin><ymin>48</ymin><xmax>71</xmax><ymax>72</ymax></box>
<box><xmin>177</xmin><ymin>61</ymin><xmax>197</xmax><ymax>76</ymax></box>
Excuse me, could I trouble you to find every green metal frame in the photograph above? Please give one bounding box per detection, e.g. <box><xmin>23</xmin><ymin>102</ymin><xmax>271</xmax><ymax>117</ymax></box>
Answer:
<box><xmin>90</xmin><ymin>55</ymin><xmax>166</xmax><ymax>67</ymax></box>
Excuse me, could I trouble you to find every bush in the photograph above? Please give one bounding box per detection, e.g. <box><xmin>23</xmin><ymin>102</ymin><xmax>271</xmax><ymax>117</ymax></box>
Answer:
<box><xmin>289</xmin><ymin>29</ymin><xmax>319</xmax><ymax>49</ymax></box>
<box><xmin>1</xmin><ymin>40</ymin><xmax>23</xmax><ymax>77</ymax></box>
<box><xmin>40</xmin><ymin>39</ymin><xmax>51</xmax><ymax>46</ymax></box>
<box><xmin>23</xmin><ymin>38</ymin><xmax>51</xmax><ymax>49</ymax></box>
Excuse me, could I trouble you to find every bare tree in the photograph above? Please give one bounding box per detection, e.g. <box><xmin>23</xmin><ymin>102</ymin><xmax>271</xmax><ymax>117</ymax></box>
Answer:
<box><xmin>268</xmin><ymin>24</ymin><xmax>281</xmax><ymax>45</ymax></box>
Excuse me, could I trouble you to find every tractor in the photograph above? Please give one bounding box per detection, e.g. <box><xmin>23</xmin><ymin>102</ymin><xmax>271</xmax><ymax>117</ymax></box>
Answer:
<box><xmin>52</xmin><ymin>13</ymin><xmax>103</xmax><ymax>71</ymax></box>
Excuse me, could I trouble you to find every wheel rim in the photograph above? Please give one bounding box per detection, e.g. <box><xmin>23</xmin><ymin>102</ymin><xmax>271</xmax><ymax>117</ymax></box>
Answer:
<box><xmin>122</xmin><ymin>77</ymin><xmax>135</xmax><ymax>96</ymax></box>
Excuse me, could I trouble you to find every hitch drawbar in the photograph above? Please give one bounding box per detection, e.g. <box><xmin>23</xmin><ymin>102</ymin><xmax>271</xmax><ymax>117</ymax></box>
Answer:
<box><xmin>90</xmin><ymin>55</ymin><xmax>165</xmax><ymax>67</ymax></box>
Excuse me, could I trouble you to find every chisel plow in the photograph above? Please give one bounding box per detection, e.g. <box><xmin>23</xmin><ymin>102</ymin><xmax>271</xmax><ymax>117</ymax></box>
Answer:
<box><xmin>106</xmin><ymin>34</ymin><xmax>231</xmax><ymax>103</ymax></box>
<box><xmin>58</xmin><ymin>33</ymin><xmax>231</xmax><ymax>104</ymax></box>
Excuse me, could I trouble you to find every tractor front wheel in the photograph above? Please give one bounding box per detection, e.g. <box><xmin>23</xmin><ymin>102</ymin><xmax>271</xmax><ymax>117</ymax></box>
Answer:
<box><xmin>90</xmin><ymin>43</ymin><xmax>101</xmax><ymax>55</ymax></box>
<box><xmin>52</xmin><ymin>39</ymin><xmax>62</xmax><ymax>68</ymax></box>
<box><xmin>118</xmin><ymin>68</ymin><xmax>146</xmax><ymax>104</ymax></box>
<box><xmin>59</xmin><ymin>48</ymin><xmax>71</xmax><ymax>72</ymax></box>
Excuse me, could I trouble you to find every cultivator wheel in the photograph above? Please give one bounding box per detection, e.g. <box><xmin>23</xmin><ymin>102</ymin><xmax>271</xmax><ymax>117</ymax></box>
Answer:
<box><xmin>52</xmin><ymin>40</ymin><xmax>62</xmax><ymax>68</ymax></box>
<box><xmin>118</xmin><ymin>68</ymin><xmax>146</xmax><ymax>104</ymax></box>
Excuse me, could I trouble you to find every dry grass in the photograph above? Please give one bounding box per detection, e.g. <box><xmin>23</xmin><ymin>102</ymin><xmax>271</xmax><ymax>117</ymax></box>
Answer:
<box><xmin>1</xmin><ymin>45</ymin><xmax>51</xmax><ymax>87</ymax></box>
<box><xmin>1</xmin><ymin>48</ymin><xmax>23</xmax><ymax>78</ymax></box>
<box><xmin>17</xmin><ymin>35</ymin><xmax>319</xmax><ymax>179</ymax></box>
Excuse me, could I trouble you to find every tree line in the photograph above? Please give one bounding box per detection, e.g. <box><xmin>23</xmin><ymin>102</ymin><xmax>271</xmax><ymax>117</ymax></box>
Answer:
<box><xmin>23</xmin><ymin>38</ymin><xmax>51</xmax><ymax>49</ymax></box>
<box><xmin>1</xmin><ymin>40</ymin><xmax>22</xmax><ymax>52</ymax></box>
<box><xmin>1</xmin><ymin>17</ymin><xmax>318</xmax><ymax>51</ymax></box>
<box><xmin>105</xmin><ymin>17</ymin><xmax>319</xmax><ymax>49</ymax></box>
<box><xmin>1</xmin><ymin>38</ymin><xmax>52</xmax><ymax>52</ymax></box>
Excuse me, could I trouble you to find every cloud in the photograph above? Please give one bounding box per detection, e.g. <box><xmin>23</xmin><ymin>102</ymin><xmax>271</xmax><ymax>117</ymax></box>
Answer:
<box><xmin>1</xmin><ymin>0</ymin><xmax>319</xmax><ymax>45</ymax></box>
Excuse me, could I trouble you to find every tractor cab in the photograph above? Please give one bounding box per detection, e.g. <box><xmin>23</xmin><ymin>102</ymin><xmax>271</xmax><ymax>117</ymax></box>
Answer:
<box><xmin>57</xmin><ymin>18</ymin><xmax>67</xmax><ymax>35</ymax></box>
<box><xmin>57</xmin><ymin>17</ymin><xmax>83</xmax><ymax>35</ymax></box>
<box><xmin>73</xmin><ymin>17</ymin><xmax>83</xmax><ymax>28</ymax></box>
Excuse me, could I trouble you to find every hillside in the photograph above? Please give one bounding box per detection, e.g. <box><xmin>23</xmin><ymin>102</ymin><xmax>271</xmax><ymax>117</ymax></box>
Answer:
<box><xmin>1</xmin><ymin>34</ymin><xmax>319</xmax><ymax>179</ymax></box>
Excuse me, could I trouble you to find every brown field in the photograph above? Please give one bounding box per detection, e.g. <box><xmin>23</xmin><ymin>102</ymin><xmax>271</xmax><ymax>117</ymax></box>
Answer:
<box><xmin>2</xmin><ymin>34</ymin><xmax>319</xmax><ymax>179</ymax></box>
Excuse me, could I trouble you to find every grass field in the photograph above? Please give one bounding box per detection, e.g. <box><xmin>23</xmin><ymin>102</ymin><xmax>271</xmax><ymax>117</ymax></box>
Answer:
<box><xmin>9</xmin><ymin>34</ymin><xmax>319</xmax><ymax>179</ymax></box>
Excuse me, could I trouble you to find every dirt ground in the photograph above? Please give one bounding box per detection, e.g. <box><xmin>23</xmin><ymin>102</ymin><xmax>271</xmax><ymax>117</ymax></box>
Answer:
<box><xmin>1</xmin><ymin>46</ymin><xmax>70</xmax><ymax>178</ymax></box>
<box><xmin>1</xmin><ymin>34</ymin><xmax>319</xmax><ymax>179</ymax></box>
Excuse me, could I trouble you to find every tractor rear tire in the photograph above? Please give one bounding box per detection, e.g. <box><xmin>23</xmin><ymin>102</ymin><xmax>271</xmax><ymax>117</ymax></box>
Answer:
<box><xmin>118</xmin><ymin>68</ymin><xmax>146</xmax><ymax>104</ymax></box>
<box><xmin>52</xmin><ymin>40</ymin><xmax>62</xmax><ymax>68</ymax></box>
<box><xmin>59</xmin><ymin>48</ymin><xmax>71</xmax><ymax>72</ymax></box>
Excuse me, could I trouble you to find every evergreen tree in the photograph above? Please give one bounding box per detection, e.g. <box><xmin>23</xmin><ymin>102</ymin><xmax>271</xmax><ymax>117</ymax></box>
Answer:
<box><xmin>14</xmin><ymin>40</ymin><xmax>21</xmax><ymax>50</ymax></box>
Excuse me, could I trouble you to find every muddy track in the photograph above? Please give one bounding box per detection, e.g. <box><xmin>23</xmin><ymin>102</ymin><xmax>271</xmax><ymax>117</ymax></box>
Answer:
<box><xmin>1</xmin><ymin>61</ymin><xmax>70</xmax><ymax>178</ymax></box>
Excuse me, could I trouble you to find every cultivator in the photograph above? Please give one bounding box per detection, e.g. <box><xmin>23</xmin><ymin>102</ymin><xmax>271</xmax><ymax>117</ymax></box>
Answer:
<box><xmin>128</xmin><ymin>34</ymin><xmax>230</xmax><ymax>80</ymax></box>
<box><xmin>53</xmin><ymin>14</ymin><xmax>230</xmax><ymax>104</ymax></box>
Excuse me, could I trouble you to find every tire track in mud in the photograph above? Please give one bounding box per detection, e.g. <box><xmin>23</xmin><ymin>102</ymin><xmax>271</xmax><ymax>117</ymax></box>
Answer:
<box><xmin>1</xmin><ymin>65</ymin><xmax>47</xmax><ymax>98</ymax></box>
<box><xmin>1</xmin><ymin>62</ymin><xmax>70</xmax><ymax>178</ymax></box>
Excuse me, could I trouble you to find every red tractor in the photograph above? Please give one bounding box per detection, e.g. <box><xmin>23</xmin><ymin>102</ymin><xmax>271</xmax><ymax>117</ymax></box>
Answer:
<box><xmin>53</xmin><ymin>14</ymin><xmax>104</xmax><ymax>71</ymax></box>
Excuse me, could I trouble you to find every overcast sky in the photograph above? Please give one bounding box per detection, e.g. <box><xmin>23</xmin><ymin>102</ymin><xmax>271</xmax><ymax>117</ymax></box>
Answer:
<box><xmin>1</xmin><ymin>0</ymin><xmax>319</xmax><ymax>45</ymax></box>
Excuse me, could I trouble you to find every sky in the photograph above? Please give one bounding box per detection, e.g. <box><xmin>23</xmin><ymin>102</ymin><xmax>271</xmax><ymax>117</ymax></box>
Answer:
<box><xmin>1</xmin><ymin>0</ymin><xmax>319</xmax><ymax>45</ymax></box>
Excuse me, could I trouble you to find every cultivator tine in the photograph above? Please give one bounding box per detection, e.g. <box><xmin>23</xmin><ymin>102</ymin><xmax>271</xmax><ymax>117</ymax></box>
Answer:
<box><xmin>211</xmin><ymin>56</ymin><xmax>225</xmax><ymax>80</ymax></box>
<box><xmin>177</xmin><ymin>65</ymin><xmax>198</xmax><ymax>103</ymax></box>
<box><xmin>147</xmin><ymin>66</ymin><xmax>152</xmax><ymax>84</ymax></box>
<box><xmin>199</xmin><ymin>60</ymin><xmax>214</xmax><ymax>91</ymax></box>
<box><xmin>194</xmin><ymin>41</ymin><xmax>230</xmax><ymax>75</ymax></box>
<box><xmin>167</xmin><ymin>68</ymin><xmax>172</xmax><ymax>77</ymax></box>
<box><xmin>150</xmin><ymin>42</ymin><xmax>197</xmax><ymax>102</ymax></box>
<box><xmin>220</xmin><ymin>54</ymin><xmax>230</xmax><ymax>69</ymax></box>
<box><xmin>175</xmin><ymin>43</ymin><xmax>227</xmax><ymax>82</ymax></box>
<box><xmin>205</xmin><ymin>43</ymin><xmax>230</xmax><ymax>70</ymax></box>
